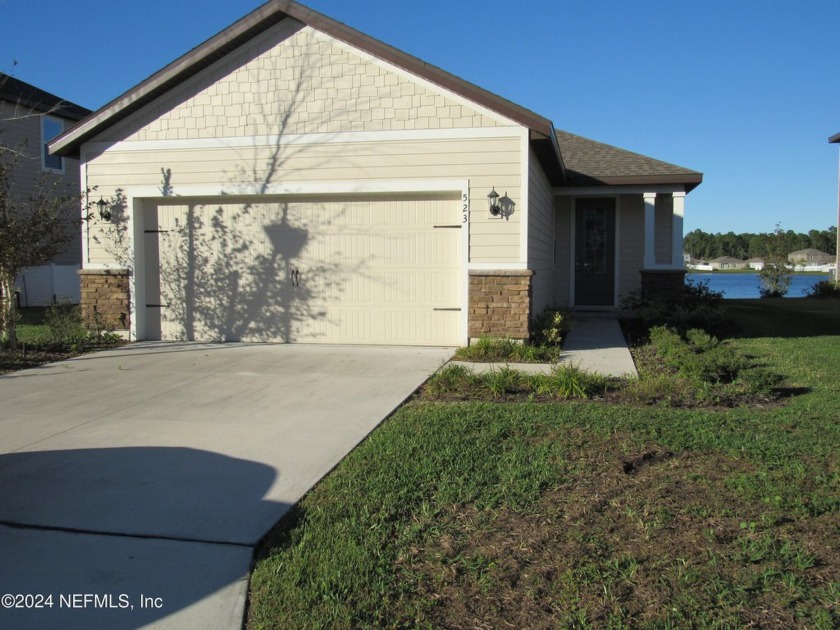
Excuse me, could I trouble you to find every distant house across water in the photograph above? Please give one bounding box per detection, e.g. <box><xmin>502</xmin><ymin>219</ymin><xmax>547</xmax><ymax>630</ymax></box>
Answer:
<box><xmin>709</xmin><ymin>256</ymin><xmax>748</xmax><ymax>270</ymax></box>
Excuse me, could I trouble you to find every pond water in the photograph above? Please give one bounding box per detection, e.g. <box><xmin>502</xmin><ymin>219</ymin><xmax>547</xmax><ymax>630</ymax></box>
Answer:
<box><xmin>687</xmin><ymin>272</ymin><xmax>831</xmax><ymax>299</ymax></box>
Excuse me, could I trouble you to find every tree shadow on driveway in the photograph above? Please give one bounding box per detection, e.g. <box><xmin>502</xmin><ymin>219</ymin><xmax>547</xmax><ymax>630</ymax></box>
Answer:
<box><xmin>0</xmin><ymin>446</ymin><xmax>287</xmax><ymax>629</ymax></box>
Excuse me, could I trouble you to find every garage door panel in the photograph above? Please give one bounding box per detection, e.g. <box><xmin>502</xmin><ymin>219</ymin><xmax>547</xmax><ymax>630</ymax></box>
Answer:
<box><xmin>149</xmin><ymin>196</ymin><xmax>462</xmax><ymax>345</ymax></box>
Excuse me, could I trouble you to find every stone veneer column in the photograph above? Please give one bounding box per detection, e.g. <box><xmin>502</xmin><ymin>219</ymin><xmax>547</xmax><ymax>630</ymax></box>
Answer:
<box><xmin>468</xmin><ymin>270</ymin><xmax>533</xmax><ymax>341</ymax></box>
<box><xmin>78</xmin><ymin>269</ymin><xmax>131</xmax><ymax>331</ymax></box>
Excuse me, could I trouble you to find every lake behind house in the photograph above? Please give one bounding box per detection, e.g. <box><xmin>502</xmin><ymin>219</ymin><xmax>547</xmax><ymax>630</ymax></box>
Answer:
<box><xmin>687</xmin><ymin>272</ymin><xmax>831</xmax><ymax>299</ymax></box>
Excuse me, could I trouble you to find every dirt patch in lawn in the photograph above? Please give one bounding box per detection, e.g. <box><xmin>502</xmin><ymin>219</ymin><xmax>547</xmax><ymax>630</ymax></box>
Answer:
<box><xmin>400</xmin><ymin>431</ymin><xmax>837</xmax><ymax>628</ymax></box>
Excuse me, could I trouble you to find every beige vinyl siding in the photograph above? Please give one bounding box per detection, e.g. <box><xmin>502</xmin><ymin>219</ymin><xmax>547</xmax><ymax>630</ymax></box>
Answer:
<box><xmin>0</xmin><ymin>101</ymin><xmax>83</xmax><ymax>265</ymax></box>
<box><xmin>84</xmin><ymin>137</ymin><xmax>522</xmax><ymax>266</ymax></box>
<box><xmin>527</xmin><ymin>149</ymin><xmax>555</xmax><ymax>314</ymax></box>
<box><xmin>553</xmin><ymin>196</ymin><xmax>572</xmax><ymax>307</ymax></box>
<box><xmin>618</xmin><ymin>194</ymin><xmax>644</xmax><ymax>300</ymax></box>
<box><xmin>83</xmin><ymin>19</ymin><xmax>525</xmax><ymax>268</ymax></box>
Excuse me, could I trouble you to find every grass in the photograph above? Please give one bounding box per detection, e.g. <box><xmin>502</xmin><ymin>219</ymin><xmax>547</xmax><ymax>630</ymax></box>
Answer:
<box><xmin>725</xmin><ymin>297</ymin><xmax>840</xmax><ymax>338</ymax></box>
<box><xmin>248</xmin><ymin>303</ymin><xmax>840</xmax><ymax>629</ymax></box>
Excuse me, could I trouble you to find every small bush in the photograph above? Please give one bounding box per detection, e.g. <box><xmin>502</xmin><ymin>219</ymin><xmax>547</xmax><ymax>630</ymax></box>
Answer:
<box><xmin>44</xmin><ymin>301</ymin><xmax>87</xmax><ymax>345</ymax></box>
<box><xmin>804</xmin><ymin>280</ymin><xmax>840</xmax><ymax>299</ymax></box>
<box><xmin>622</xmin><ymin>279</ymin><xmax>726</xmax><ymax>335</ymax></box>
<box><xmin>648</xmin><ymin>325</ymin><xmax>748</xmax><ymax>384</ymax></box>
<box><xmin>541</xmin><ymin>365</ymin><xmax>608</xmax><ymax>399</ymax></box>
<box><xmin>424</xmin><ymin>364</ymin><xmax>482</xmax><ymax>398</ymax></box>
<box><xmin>485</xmin><ymin>367</ymin><xmax>523</xmax><ymax>397</ymax></box>
<box><xmin>530</xmin><ymin>307</ymin><xmax>573</xmax><ymax>347</ymax></box>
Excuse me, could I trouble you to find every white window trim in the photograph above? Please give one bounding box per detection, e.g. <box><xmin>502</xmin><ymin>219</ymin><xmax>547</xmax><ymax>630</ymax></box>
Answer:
<box><xmin>41</xmin><ymin>115</ymin><xmax>65</xmax><ymax>174</ymax></box>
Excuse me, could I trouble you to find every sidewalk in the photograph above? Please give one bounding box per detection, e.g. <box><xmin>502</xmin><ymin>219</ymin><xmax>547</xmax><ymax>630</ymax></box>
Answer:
<box><xmin>559</xmin><ymin>317</ymin><xmax>637</xmax><ymax>377</ymax></box>
<box><xmin>450</xmin><ymin>317</ymin><xmax>637</xmax><ymax>378</ymax></box>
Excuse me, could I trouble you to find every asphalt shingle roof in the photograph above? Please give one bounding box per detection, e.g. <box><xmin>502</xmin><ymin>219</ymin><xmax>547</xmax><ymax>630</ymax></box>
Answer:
<box><xmin>556</xmin><ymin>129</ymin><xmax>702</xmax><ymax>190</ymax></box>
<box><xmin>0</xmin><ymin>73</ymin><xmax>90</xmax><ymax>121</ymax></box>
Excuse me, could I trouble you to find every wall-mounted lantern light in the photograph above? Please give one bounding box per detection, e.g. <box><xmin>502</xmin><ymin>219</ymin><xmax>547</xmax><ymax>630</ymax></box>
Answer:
<box><xmin>487</xmin><ymin>187</ymin><xmax>515</xmax><ymax>218</ymax></box>
<box><xmin>96</xmin><ymin>197</ymin><xmax>112</xmax><ymax>221</ymax></box>
<box><xmin>487</xmin><ymin>187</ymin><xmax>501</xmax><ymax>216</ymax></box>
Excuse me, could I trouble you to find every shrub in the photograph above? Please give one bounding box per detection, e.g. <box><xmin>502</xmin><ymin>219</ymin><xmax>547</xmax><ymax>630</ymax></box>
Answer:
<box><xmin>530</xmin><ymin>307</ymin><xmax>573</xmax><ymax>347</ymax></box>
<box><xmin>622</xmin><ymin>280</ymin><xmax>726</xmax><ymax>335</ymax></box>
<box><xmin>424</xmin><ymin>364</ymin><xmax>483</xmax><ymax>398</ymax></box>
<box><xmin>44</xmin><ymin>301</ymin><xmax>87</xmax><ymax>345</ymax></box>
<box><xmin>804</xmin><ymin>280</ymin><xmax>840</xmax><ymax>299</ymax></box>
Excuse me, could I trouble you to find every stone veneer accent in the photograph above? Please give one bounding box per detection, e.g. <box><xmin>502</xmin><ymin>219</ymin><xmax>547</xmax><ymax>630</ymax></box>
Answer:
<box><xmin>78</xmin><ymin>269</ymin><xmax>130</xmax><ymax>331</ymax></box>
<box><xmin>468</xmin><ymin>270</ymin><xmax>534</xmax><ymax>340</ymax></box>
<box><xmin>640</xmin><ymin>269</ymin><xmax>686</xmax><ymax>300</ymax></box>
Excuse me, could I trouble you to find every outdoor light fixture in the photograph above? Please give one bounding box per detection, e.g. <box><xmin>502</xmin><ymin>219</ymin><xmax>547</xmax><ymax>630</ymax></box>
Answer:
<box><xmin>96</xmin><ymin>197</ymin><xmax>111</xmax><ymax>221</ymax></box>
<box><xmin>487</xmin><ymin>187</ymin><xmax>501</xmax><ymax>216</ymax></box>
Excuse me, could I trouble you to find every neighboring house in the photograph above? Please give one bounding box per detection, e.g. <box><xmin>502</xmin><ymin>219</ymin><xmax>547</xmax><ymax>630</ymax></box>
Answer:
<box><xmin>788</xmin><ymin>249</ymin><xmax>833</xmax><ymax>265</ymax></box>
<box><xmin>746</xmin><ymin>257</ymin><xmax>765</xmax><ymax>270</ymax></box>
<box><xmin>709</xmin><ymin>256</ymin><xmax>747</xmax><ymax>270</ymax></box>
<box><xmin>0</xmin><ymin>74</ymin><xmax>91</xmax><ymax>306</ymax></box>
<box><xmin>51</xmin><ymin>0</ymin><xmax>702</xmax><ymax>345</ymax></box>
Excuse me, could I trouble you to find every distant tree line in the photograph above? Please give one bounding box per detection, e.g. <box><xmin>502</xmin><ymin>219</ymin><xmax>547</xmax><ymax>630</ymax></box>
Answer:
<box><xmin>683</xmin><ymin>227</ymin><xmax>837</xmax><ymax>261</ymax></box>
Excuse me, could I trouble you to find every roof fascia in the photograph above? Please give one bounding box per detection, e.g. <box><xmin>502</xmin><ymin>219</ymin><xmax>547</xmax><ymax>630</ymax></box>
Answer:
<box><xmin>830</xmin><ymin>132</ymin><xmax>840</xmax><ymax>144</ymax></box>
<box><xmin>563</xmin><ymin>173</ymin><xmax>703</xmax><ymax>193</ymax></box>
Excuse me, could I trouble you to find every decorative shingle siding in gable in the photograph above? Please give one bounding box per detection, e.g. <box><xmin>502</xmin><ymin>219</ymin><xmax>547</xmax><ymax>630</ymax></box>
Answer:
<box><xmin>98</xmin><ymin>23</ymin><xmax>501</xmax><ymax>144</ymax></box>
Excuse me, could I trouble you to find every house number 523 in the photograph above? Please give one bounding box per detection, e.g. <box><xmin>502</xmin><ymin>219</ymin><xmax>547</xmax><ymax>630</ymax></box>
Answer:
<box><xmin>462</xmin><ymin>193</ymin><xmax>468</xmax><ymax>224</ymax></box>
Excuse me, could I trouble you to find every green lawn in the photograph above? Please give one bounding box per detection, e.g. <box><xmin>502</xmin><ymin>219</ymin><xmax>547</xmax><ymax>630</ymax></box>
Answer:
<box><xmin>248</xmin><ymin>304</ymin><xmax>840</xmax><ymax>628</ymax></box>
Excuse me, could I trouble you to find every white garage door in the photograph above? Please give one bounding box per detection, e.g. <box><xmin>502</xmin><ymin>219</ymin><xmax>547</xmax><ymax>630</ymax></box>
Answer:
<box><xmin>144</xmin><ymin>195</ymin><xmax>463</xmax><ymax>346</ymax></box>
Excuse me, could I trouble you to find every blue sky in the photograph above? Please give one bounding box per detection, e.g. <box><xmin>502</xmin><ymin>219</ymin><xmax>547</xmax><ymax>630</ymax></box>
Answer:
<box><xmin>2</xmin><ymin>0</ymin><xmax>838</xmax><ymax>235</ymax></box>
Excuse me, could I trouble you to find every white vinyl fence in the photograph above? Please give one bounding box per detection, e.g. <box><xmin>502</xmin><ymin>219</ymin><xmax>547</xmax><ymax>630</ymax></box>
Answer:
<box><xmin>14</xmin><ymin>265</ymin><xmax>81</xmax><ymax>307</ymax></box>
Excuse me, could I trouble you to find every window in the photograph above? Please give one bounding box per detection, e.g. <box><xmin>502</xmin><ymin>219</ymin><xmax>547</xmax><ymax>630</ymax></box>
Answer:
<box><xmin>41</xmin><ymin>116</ymin><xmax>64</xmax><ymax>172</ymax></box>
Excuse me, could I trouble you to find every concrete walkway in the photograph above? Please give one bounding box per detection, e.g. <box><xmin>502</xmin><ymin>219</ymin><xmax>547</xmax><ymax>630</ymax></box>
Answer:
<box><xmin>559</xmin><ymin>316</ymin><xmax>638</xmax><ymax>377</ymax></box>
<box><xmin>451</xmin><ymin>317</ymin><xmax>637</xmax><ymax>378</ymax></box>
<box><xmin>0</xmin><ymin>343</ymin><xmax>452</xmax><ymax>630</ymax></box>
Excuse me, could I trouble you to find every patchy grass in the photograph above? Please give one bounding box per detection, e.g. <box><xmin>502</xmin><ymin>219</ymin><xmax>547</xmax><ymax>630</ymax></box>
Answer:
<box><xmin>248</xmin><ymin>330</ymin><xmax>840</xmax><ymax>629</ymax></box>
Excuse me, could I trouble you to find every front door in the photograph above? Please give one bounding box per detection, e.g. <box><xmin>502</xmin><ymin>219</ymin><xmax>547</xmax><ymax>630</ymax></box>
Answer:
<box><xmin>575</xmin><ymin>198</ymin><xmax>616</xmax><ymax>306</ymax></box>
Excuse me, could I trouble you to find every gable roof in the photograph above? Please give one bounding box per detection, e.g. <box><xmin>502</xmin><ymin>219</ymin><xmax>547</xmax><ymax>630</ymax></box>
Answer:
<box><xmin>789</xmin><ymin>248</ymin><xmax>832</xmax><ymax>257</ymax></box>
<box><xmin>50</xmin><ymin>0</ymin><xmax>564</xmax><ymax>181</ymax></box>
<box><xmin>49</xmin><ymin>0</ymin><xmax>701</xmax><ymax>193</ymax></box>
<box><xmin>0</xmin><ymin>73</ymin><xmax>90</xmax><ymax>121</ymax></box>
<box><xmin>555</xmin><ymin>129</ymin><xmax>702</xmax><ymax>192</ymax></box>
<box><xmin>710</xmin><ymin>256</ymin><xmax>745</xmax><ymax>264</ymax></box>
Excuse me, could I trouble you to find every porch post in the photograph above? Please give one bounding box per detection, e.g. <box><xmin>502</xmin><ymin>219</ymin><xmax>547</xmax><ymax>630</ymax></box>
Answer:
<box><xmin>643</xmin><ymin>192</ymin><xmax>656</xmax><ymax>268</ymax></box>
<box><xmin>671</xmin><ymin>191</ymin><xmax>686</xmax><ymax>268</ymax></box>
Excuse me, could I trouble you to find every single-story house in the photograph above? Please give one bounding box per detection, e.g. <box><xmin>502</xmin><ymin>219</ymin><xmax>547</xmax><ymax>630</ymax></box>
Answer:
<box><xmin>709</xmin><ymin>256</ymin><xmax>747</xmax><ymax>270</ymax></box>
<box><xmin>788</xmin><ymin>248</ymin><xmax>833</xmax><ymax>265</ymax></box>
<box><xmin>746</xmin><ymin>257</ymin><xmax>765</xmax><ymax>270</ymax></box>
<box><xmin>50</xmin><ymin>0</ymin><xmax>702</xmax><ymax>346</ymax></box>
<box><xmin>0</xmin><ymin>74</ymin><xmax>91</xmax><ymax>306</ymax></box>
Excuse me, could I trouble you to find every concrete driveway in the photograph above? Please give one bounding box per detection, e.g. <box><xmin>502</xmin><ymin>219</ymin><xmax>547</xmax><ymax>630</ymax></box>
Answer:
<box><xmin>0</xmin><ymin>343</ymin><xmax>452</xmax><ymax>629</ymax></box>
